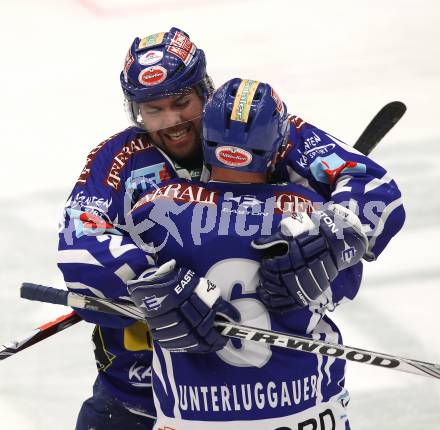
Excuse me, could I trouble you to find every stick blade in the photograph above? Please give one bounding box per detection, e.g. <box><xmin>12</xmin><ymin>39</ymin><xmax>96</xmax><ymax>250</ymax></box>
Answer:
<box><xmin>354</xmin><ymin>101</ymin><xmax>406</xmax><ymax>155</ymax></box>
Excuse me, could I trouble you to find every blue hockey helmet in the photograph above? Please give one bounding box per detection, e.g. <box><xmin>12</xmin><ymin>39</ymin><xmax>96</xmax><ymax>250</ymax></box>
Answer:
<box><xmin>120</xmin><ymin>27</ymin><xmax>214</xmax><ymax>128</ymax></box>
<box><xmin>202</xmin><ymin>78</ymin><xmax>289</xmax><ymax>173</ymax></box>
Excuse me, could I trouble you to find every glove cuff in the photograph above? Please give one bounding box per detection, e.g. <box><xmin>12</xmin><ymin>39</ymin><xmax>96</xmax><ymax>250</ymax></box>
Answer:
<box><xmin>327</xmin><ymin>204</ymin><xmax>369</xmax><ymax>250</ymax></box>
<box><xmin>279</xmin><ymin>212</ymin><xmax>316</xmax><ymax>237</ymax></box>
<box><xmin>194</xmin><ymin>278</ymin><xmax>221</xmax><ymax>307</ymax></box>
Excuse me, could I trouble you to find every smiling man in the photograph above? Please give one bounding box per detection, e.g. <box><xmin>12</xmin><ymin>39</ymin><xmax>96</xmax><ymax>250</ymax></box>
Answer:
<box><xmin>120</xmin><ymin>28</ymin><xmax>214</xmax><ymax>177</ymax></box>
<box><xmin>138</xmin><ymin>88</ymin><xmax>204</xmax><ymax>162</ymax></box>
<box><xmin>58</xmin><ymin>27</ymin><xmax>213</xmax><ymax>430</ymax></box>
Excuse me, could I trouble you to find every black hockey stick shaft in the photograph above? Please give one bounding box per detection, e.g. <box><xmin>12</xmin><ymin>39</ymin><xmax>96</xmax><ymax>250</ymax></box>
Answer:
<box><xmin>0</xmin><ymin>311</ymin><xmax>81</xmax><ymax>360</ymax></box>
<box><xmin>20</xmin><ymin>282</ymin><xmax>440</xmax><ymax>380</ymax></box>
<box><xmin>353</xmin><ymin>101</ymin><xmax>406</xmax><ymax>155</ymax></box>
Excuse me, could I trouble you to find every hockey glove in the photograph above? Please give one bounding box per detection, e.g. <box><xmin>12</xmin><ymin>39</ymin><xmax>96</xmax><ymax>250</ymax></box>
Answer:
<box><xmin>252</xmin><ymin>204</ymin><xmax>368</xmax><ymax>313</ymax></box>
<box><xmin>127</xmin><ymin>260</ymin><xmax>240</xmax><ymax>353</ymax></box>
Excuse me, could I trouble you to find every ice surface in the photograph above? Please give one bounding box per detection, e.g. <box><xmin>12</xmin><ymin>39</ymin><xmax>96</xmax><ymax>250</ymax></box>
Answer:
<box><xmin>0</xmin><ymin>0</ymin><xmax>439</xmax><ymax>428</ymax></box>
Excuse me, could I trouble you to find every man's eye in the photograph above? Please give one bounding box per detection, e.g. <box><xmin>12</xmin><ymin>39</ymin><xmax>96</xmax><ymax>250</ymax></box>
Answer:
<box><xmin>175</xmin><ymin>98</ymin><xmax>190</xmax><ymax>108</ymax></box>
<box><xmin>144</xmin><ymin>108</ymin><xmax>160</xmax><ymax>115</ymax></box>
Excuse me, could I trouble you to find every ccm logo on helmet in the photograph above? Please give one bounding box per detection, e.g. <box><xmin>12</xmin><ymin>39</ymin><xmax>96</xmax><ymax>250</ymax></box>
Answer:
<box><xmin>215</xmin><ymin>146</ymin><xmax>252</xmax><ymax>167</ymax></box>
<box><xmin>138</xmin><ymin>66</ymin><xmax>167</xmax><ymax>86</ymax></box>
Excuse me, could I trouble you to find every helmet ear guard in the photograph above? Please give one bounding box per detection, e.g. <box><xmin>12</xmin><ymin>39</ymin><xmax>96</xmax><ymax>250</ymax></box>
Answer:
<box><xmin>202</xmin><ymin>78</ymin><xmax>289</xmax><ymax>173</ymax></box>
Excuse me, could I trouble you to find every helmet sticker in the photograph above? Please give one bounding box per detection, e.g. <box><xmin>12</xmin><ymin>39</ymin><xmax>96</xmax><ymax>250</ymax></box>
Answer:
<box><xmin>167</xmin><ymin>30</ymin><xmax>197</xmax><ymax>65</ymax></box>
<box><xmin>138</xmin><ymin>66</ymin><xmax>167</xmax><ymax>86</ymax></box>
<box><xmin>138</xmin><ymin>50</ymin><xmax>164</xmax><ymax>66</ymax></box>
<box><xmin>123</xmin><ymin>49</ymin><xmax>134</xmax><ymax>82</ymax></box>
<box><xmin>230</xmin><ymin>79</ymin><xmax>260</xmax><ymax>123</ymax></box>
<box><xmin>137</xmin><ymin>32</ymin><xmax>166</xmax><ymax>51</ymax></box>
<box><xmin>215</xmin><ymin>146</ymin><xmax>253</xmax><ymax>167</ymax></box>
<box><xmin>271</xmin><ymin>88</ymin><xmax>285</xmax><ymax>116</ymax></box>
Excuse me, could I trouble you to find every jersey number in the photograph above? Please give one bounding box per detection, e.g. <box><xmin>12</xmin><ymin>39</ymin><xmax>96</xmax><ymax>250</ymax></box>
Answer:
<box><xmin>206</xmin><ymin>258</ymin><xmax>272</xmax><ymax>368</ymax></box>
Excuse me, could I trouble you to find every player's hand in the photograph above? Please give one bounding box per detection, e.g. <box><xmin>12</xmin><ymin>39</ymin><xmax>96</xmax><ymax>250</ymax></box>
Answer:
<box><xmin>252</xmin><ymin>204</ymin><xmax>368</xmax><ymax>313</ymax></box>
<box><xmin>127</xmin><ymin>260</ymin><xmax>240</xmax><ymax>353</ymax></box>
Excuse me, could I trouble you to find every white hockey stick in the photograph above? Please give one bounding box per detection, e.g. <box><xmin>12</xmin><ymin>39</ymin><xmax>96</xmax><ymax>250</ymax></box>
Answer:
<box><xmin>20</xmin><ymin>282</ymin><xmax>440</xmax><ymax>380</ymax></box>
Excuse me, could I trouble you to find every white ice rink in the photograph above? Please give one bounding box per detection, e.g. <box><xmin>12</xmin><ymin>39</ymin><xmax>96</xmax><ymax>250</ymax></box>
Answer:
<box><xmin>1</xmin><ymin>0</ymin><xmax>439</xmax><ymax>428</ymax></box>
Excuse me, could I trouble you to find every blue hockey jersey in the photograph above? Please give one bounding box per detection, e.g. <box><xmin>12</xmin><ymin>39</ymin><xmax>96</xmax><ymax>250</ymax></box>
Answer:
<box><xmin>129</xmin><ymin>179</ymin><xmax>361</xmax><ymax>429</ymax></box>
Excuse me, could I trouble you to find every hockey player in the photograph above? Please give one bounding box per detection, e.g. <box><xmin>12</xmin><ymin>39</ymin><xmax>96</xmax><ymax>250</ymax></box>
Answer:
<box><xmin>58</xmin><ymin>27</ymin><xmax>213</xmax><ymax>429</ymax></box>
<box><xmin>127</xmin><ymin>77</ymin><xmax>400</xmax><ymax>429</ymax></box>
<box><xmin>58</xmin><ymin>27</ymin><xmax>405</xmax><ymax>429</ymax></box>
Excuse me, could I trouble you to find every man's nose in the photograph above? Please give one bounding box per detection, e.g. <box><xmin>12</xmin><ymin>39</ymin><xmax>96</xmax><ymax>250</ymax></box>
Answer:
<box><xmin>161</xmin><ymin>110</ymin><xmax>184</xmax><ymax>129</ymax></box>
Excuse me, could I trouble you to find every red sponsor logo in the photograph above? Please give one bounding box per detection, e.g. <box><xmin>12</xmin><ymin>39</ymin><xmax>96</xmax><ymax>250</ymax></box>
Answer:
<box><xmin>138</xmin><ymin>66</ymin><xmax>167</xmax><ymax>86</ymax></box>
<box><xmin>79</xmin><ymin>212</ymin><xmax>114</xmax><ymax>230</ymax></box>
<box><xmin>321</xmin><ymin>160</ymin><xmax>358</xmax><ymax>185</ymax></box>
<box><xmin>274</xmin><ymin>191</ymin><xmax>315</xmax><ymax>215</ymax></box>
<box><xmin>123</xmin><ymin>49</ymin><xmax>134</xmax><ymax>82</ymax></box>
<box><xmin>159</xmin><ymin>164</ymin><xmax>172</xmax><ymax>182</ymax></box>
<box><xmin>132</xmin><ymin>183</ymin><xmax>218</xmax><ymax>212</ymax></box>
<box><xmin>290</xmin><ymin>114</ymin><xmax>306</xmax><ymax>130</ymax></box>
<box><xmin>106</xmin><ymin>136</ymin><xmax>154</xmax><ymax>190</ymax></box>
<box><xmin>167</xmin><ymin>30</ymin><xmax>195</xmax><ymax>65</ymax></box>
<box><xmin>76</xmin><ymin>129</ymin><xmax>129</xmax><ymax>185</ymax></box>
<box><xmin>215</xmin><ymin>146</ymin><xmax>252</xmax><ymax>167</ymax></box>
<box><xmin>271</xmin><ymin>88</ymin><xmax>284</xmax><ymax>114</ymax></box>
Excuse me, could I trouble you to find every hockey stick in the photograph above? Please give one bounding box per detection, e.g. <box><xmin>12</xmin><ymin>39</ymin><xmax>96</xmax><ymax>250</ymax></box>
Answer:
<box><xmin>0</xmin><ymin>311</ymin><xmax>81</xmax><ymax>361</ymax></box>
<box><xmin>4</xmin><ymin>102</ymin><xmax>405</xmax><ymax>361</ymax></box>
<box><xmin>20</xmin><ymin>282</ymin><xmax>440</xmax><ymax>380</ymax></box>
<box><xmin>353</xmin><ymin>101</ymin><xmax>406</xmax><ymax>155</ymax></box>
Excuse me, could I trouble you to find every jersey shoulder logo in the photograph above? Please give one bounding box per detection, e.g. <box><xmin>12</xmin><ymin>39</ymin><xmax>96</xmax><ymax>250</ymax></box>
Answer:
<box><xmin>76</xmin><ymin>128</ymin><xmax>131</xmax><ymax>185</ymax></box>
<box><xmin>105</xmin><ymin>135</ymin><xmax>154</xmax><ymax>190</ymax></box>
